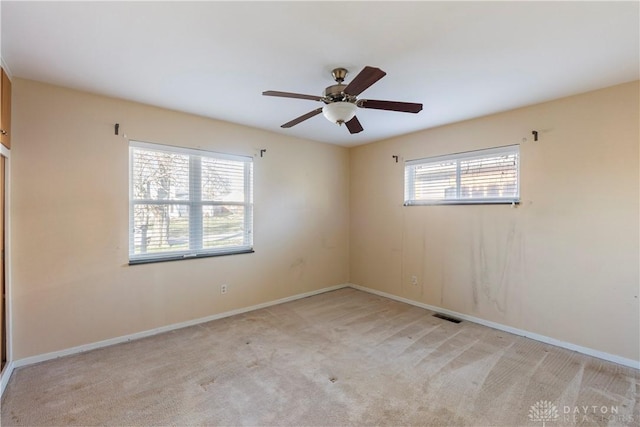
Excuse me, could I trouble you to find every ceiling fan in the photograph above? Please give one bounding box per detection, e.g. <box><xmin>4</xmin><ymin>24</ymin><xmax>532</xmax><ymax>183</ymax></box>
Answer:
<box><xmin>262</xmin><ymin>66</ymin><xmax>423</xmax><ymax>134</ymax></box>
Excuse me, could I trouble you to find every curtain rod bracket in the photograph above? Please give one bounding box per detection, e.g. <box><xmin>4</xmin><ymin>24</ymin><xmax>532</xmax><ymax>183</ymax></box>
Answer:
<box><xmin>392</xmin><ymin>155</ymin><xmax>399</xmax><ymax>163</ymax></box>
<box><xmin>260</xmin><ymin>149</ymin><xmax>266</xmax><ymax>158</ymax></box>
<box><xmin>532</xmin><ymin>130</ymin><xmax>538</xmax><ymax>141</ymax></box>
<box><xmin>115</xmin><ymin>123</ymin><xmax>120</xmax><ymax>135</ymax></box>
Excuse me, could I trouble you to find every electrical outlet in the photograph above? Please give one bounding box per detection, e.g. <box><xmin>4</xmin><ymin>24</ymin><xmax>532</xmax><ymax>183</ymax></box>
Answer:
<box><xmin>410</xmin><ymin>275</ymin><xmax>418</xmax><ymax>286</ymax></box>
<box><xmin>220</xmin><ymin>284</ymin><xmax>228</xmax><ymax>294</ymax></box>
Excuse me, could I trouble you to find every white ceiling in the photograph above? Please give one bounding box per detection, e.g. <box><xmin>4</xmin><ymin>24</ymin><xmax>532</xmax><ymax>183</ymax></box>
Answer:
<box><xmin>1</xmin><ymin>1</ymin><xmax>638</xmax><ymax>147</ymax></box>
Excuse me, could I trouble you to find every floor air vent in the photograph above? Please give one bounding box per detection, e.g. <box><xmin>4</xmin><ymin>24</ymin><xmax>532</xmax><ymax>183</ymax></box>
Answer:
<box><xmin>433</xmin><ymin>313</ymin><xmax>462</xmax><ymax>324</ymax></box>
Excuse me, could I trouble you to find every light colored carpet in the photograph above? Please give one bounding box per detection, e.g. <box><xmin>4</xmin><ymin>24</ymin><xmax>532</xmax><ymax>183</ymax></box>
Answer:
<box><xmin>1</xmin><ymin>288</ymin><xmax>638</xmax><ymax>426</ymax></box>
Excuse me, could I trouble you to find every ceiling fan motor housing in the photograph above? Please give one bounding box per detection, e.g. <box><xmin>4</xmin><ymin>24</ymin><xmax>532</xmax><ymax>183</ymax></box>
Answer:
<box><xmin>323</xmin><ymin>84</ymin><xmax>352</xmax><ymax>103</ymax></box>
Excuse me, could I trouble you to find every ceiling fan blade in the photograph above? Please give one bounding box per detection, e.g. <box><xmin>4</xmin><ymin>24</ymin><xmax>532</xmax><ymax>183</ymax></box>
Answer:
<box><xmin>358</xmin><ymin>99</ymin><xmax>423</xmax><ymax>113</ymax></box>
<box><xmin>343</xmin><ymin>66</ymin><xmax>387</xmax><ymax>96</ymax></box>
<box><xmin>281</xmin><ymin>107</ymin><xmax>323</xmax><ymax>128</ymax></box>
<box><xmin>345</xmin><ymin>116</ymin><xmax>364</xmax><ymax>134</ymax></box>
<box><xmin>263</xmin><ymin>91</ymin><xmax>323</xmax><ymax>102</ymax></box>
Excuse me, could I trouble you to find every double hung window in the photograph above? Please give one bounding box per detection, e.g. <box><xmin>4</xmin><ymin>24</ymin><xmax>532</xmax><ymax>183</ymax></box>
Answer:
<box><xmin>129</xmin><ymin>141</ymin><xmax>253</xmax><ymax>263</ymax></box>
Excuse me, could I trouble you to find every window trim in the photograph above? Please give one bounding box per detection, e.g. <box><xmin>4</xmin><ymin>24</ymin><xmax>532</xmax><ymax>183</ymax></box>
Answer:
<box><xmin>128</xmin><ymin>140</ymin><xmax>254</xmax><ymax>265</ymax></box>
<box><xmin>404</xmin><ymin>144</ymin><xmax>520</xmax><ymax>206</ymax></box>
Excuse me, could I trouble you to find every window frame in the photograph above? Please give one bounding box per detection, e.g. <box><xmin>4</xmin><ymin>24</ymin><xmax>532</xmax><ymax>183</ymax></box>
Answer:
<box><xmin>404</xmin><ymin>144</ymin><xmax>520</xmax><ymax>206</ymax></box>
<box><xmin>128</xmin><ymin>140</ymin><xmax>254</xmax><ymax>265</ymax></box>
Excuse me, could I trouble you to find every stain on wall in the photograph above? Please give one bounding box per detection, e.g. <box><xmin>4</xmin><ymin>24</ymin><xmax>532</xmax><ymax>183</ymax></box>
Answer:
<box><xmin>350</xmin><ymin>81</ymin><xmax>640</xmax><ymax>362</ymax></box>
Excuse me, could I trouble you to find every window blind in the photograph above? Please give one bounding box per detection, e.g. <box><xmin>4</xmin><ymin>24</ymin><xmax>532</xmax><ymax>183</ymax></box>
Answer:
<box><xmin>404</xmin><ymin>145</ymin><xmax>519</xmax><ymax>205</ymax></box>
<box><xmin>129</xmin><ymin>141</ymin><xmax>253</xmax><ymax>263</ymax></box>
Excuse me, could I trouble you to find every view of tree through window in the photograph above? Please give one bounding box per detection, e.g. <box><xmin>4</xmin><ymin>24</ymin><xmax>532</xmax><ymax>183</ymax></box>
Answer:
<box><xmin>404</xmin><ymin>145</ymin><xmax>519</xmax><ymax>205</ymax></box>
<box><xmin>129</xmin><ymin>142</ymin><xmax>253</xmax><ymax>263</ymax></box>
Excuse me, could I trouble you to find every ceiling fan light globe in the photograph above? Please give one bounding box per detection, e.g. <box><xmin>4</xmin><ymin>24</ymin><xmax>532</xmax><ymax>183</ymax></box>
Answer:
<box><xmin>322</xmin><ymin>102</ymin><xmax>357</xmax><ymax>125</ymax></box>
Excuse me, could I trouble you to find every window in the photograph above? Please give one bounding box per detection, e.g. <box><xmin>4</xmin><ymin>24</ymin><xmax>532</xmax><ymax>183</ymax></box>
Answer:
<box><xmin>129</xmin><ymin>141</ymin><xmax>253</xmax><ymax>264</ymax></box>
<box><xmin>404</xmin><ymin>145</ymin><xmax>519</xmax><ymax>205</ymax></box>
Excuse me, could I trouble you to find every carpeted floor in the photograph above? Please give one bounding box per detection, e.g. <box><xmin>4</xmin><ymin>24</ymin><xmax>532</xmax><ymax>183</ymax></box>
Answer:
<box><xmin>1</xmin><ymin>288</ymin><xmax>638</xmax><ymax>426</ymax></box>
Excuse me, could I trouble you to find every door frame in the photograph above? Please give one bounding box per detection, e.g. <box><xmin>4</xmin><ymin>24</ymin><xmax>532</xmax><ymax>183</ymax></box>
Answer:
<box><xmin>0</xmin><ymin>143</ymin><xmax>12</xmax><ymax>396</ymax></box>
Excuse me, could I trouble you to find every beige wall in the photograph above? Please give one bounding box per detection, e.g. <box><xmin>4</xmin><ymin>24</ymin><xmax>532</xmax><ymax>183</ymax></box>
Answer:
<box><xmin>9</xmin><ymin>78</ymin><xmax>640</xmax><ymax>364</ymax></box>
<box><xmin>10</xmin><ymin>79</ymin><xmax>350</xmax><ymax>359</ymax></box>
<box><xmin>350</xmin><ymin>81</ymin><xmax>640</xmax><ymax>362</ymax></box>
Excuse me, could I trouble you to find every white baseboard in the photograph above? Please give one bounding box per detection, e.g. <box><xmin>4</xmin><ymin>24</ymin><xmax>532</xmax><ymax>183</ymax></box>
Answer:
<box><xmin>4</xmin><ymin>280</ymin><xmax>637</xmax><ymax>396</ymax></box>
<box><xmin>348</xmin><ymin>284</ymin><xmax>640</xmax><ymax>370</ymax></box>
<box><xmin>11</xmin><ymin>284</ymin><xmax>349</xmax><ymax>370</ymax></box>
<box><xmin>0</xmin><ymin>360</ymin><xmax>15</xmax><ymax>396</ymax></box>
